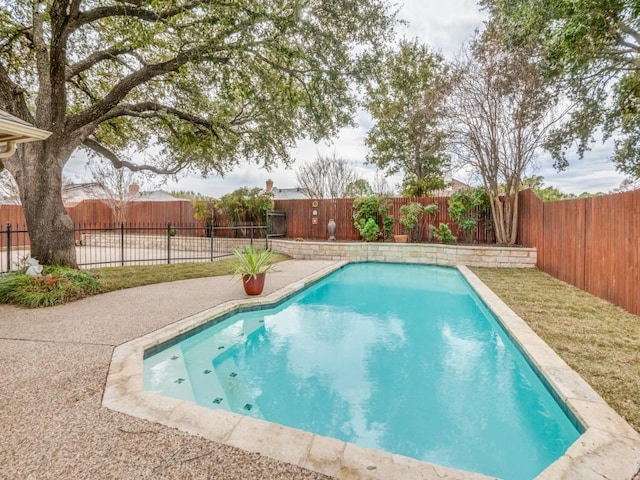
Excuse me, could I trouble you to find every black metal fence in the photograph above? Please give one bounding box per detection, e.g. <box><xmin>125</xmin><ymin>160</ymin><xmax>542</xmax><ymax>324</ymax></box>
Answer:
<box><xmin>1</xmin><ymin>222</ymin><xmax>272</xmax><ymax>273</ymax></box>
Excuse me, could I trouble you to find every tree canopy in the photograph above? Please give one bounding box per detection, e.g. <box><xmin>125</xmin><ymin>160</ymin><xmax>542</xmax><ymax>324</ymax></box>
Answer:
<box><xmin>0</xmin><ymin>0</ymin><xmax>397</xmax><ymax>266</ymax></box>
<box><xmin>481</xmin><ymin>0</ymin><xmax>640</xmax><ymax>179</ymax></box>
<box><xmin>363</xmin><ymin>38</ymin><xmax>451</xmax><ymax>196</ymax></box>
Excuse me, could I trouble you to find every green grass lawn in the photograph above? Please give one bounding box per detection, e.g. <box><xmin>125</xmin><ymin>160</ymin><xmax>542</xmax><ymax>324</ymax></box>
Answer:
<box><xmin>471</xmin><ymin>267</ymin><xmax>640</xmax><ymax>435</ymax></box>
<box><xmin>94</xmin><ymin>253</ymin><xmax>291</xmax><ymax>292</ymax></box>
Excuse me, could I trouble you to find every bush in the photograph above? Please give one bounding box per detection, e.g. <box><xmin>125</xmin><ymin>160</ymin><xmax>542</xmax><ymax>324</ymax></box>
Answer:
<box><xmin>0</xmin><ymin>266</ymin><xmax>102</xmax><ymax>308</ymax></box>
<box><xmin>398</xmin><ymin>202</ymin><xmax>439</xmax><ymax>242</ymax></box>
<box><xmin>382</xmin><ymin>216</ymin><xmax>394</xmax><ymax>241</ymax></box>
<box><xmin>356</xmin><ymin>217</ymin><xmax>381</xmax><ymax>242</ymax></box>
<box><xmin>216</xmin><ymin>187</ymin><xmax>274</xmax><ymax>225</ymax></box>
<box><xmin>448</xmin><ymin>187</ymin><xmax>490</xmax><ymax>243</ymax></box>
<box><xmin>192</xmin><ymin>199</ymin><xmax>216</xmax><ymax>235</ymax></box>
<box><xmin>352</xmin><ymin>195</ymin><xmax>389</xmax><ymax>242</ymax></box>
<box><xmin>431</xmin><ymin>223</ymin><xmax>457</xmax><ymax>244</ymax></box>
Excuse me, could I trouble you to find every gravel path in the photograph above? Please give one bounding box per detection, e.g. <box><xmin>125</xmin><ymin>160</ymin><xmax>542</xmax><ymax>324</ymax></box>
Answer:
<box><xmin>0</xmin><ymin>260</ymin><xmax>337</xmax><ymax>480</ymax></box>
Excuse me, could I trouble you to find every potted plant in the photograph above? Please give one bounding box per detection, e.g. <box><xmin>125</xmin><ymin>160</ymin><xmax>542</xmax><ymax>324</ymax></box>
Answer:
<box><xmin>231</xmin><ymin>246</ymin><xmax>277</xmax><ymax>295</ymax></box>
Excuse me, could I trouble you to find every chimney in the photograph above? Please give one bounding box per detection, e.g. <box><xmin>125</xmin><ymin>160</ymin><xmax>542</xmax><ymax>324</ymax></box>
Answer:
<box><xmin>266</xmin><ymin>179</ymin><xmax>274</xmax><ymax>193</ymax></box>
<box><xmin>128</xmin><ymin>184</ymin><xmax>140</xmax><ymax>197</ymax></box>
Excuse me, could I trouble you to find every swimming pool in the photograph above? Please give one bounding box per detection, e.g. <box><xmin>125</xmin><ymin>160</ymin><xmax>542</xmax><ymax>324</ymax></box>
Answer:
<box><xmin>144</xmin><ymin>263</ymin><xmax>581</xmax><ymax>479</ymax></box>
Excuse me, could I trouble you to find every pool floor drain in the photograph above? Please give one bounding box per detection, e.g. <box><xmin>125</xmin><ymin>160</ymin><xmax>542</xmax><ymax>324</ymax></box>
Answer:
<box><xmin>229</xmin><ymin>372</ymin><xmax>237</xmax><ymax>377</ymax></box>
<box><xmin>203</xmin><ymin>369</ymin><xmax>211</xmax><ymax>374</ymax></box>
<box><xmin>213</xmin><ymin>397</ymin><xmax>223</xmax><ymax>404</ymax></box>
<box><xmin>174</xmin><ymin>378</ymin><xmax>185</xmax><ymax>384</ymax></box>
<box><xmin>243</xmin><ymin>404</ymin><xmax>253</xmax><ymax>411</ymax></box>
<box><xmin>170</xmin><ymin>355</ymin><xmax>179</xmax><ymax>360</ymax></box>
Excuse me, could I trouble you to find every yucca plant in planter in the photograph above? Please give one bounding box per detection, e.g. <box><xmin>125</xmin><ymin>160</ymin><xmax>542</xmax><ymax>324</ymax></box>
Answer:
<box><xmin>231</xmin><ymin>246</ymin><xmax>277</xmax><ymax>295</ymax></box>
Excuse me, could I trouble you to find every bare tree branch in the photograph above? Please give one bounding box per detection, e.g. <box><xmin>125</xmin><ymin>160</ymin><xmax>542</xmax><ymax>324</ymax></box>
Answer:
<box><xmin>86</xmin><ymin>156</ymin><xmax>140</xmax><ymax>223</ymax></box>
<box><xmin>447</xmin><ymin>28</ymin><xmax>564</xmax><ymax>244</ymax></box>
<box><xmin>296</xmin><ymin>153</ymin><xmax>358</xmax><ymax>198</ymax></box>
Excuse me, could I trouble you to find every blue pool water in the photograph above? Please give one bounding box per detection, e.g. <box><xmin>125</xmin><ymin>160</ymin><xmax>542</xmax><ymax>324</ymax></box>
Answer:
<box><xmin>144</xmin><ymin>263</ymin><xmax>581</xmax><ymax>479</ymax></box>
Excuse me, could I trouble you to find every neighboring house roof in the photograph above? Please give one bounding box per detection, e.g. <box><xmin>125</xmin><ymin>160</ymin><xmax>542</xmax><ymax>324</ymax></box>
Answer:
<box><xmin>433</xmin><ymin>178</ymin><xmax>472</xmax><ymax>197</ymax></box>
<box><xmin>0</xmin><ymin>109</ymin><xmax>51</xmax><ymax>158</ymax></box>
<box><xmin>62</xmin><ymin>183</ymin><xmax>109</xmax><ymax>206</ymax></box>
<box><xmin>133</xmin><ymin>190</ymin><xmax>185</xmax><ymax>202</ymax></box>
<box><xmin>264</xmin><ymin>179</ymin><xmax>311</xmax><ymax>200</ymax></box>
<box><xmin>61</xmin><ymin>183</ymin><xmax>184</xmax><ymax>206</ymax></box>
<box><xmin>270</xmin><ymin>187</ymin><xmax>311</xmax><ymax>200</ymax></box>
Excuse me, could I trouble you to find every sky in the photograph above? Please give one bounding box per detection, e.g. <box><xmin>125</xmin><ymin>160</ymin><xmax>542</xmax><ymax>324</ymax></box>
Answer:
<box><xmin>64</xmin><ymin>0</ymin><xmax>628</xmax><ymax>197</ymax></box>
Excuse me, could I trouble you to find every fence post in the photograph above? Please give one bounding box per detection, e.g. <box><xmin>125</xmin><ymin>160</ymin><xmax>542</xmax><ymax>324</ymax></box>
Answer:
<box><xmin>250</xmin><ymin>222</ymin><xmax>254</xmax><ymax>248</ymax></box>
<box><xmin>265</xmin><ymin>222</ymin><xmax>268</xmax><ymax>250</ymax></box>
<box><xmin>167</xmin><ymin>222</ymin><xmax>172</xmax><ymax>264</ymax></box>
<box><xmin>120</xmin><ymin>222</ymin><xmax>125</xmax><ymax>267</ymax></box>
<box><xmin>6</xmin><ymin>223</ymin><xmax>11</xmax><ymax>272</ymax></box>
<box><xmin>210</xmin><ymin>223</ymin><xmax>214</xmax><ymax>262</ymax></box>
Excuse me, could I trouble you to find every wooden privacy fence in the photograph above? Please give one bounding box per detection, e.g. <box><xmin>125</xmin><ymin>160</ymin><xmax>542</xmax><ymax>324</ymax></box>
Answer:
<box><xmin>517</xmin><ymin>188</ymin><xmax>640</xmax><ymax>317</ymax></box>
<box><xmin>0</xmin><ymin>199</ymin><xmax>196</xmax><ymax>228</ymax></box>
<box><xmin>273</xmin><ymin>196</ymin><xmax>493</xmax><ymax>243</ymax></box>
<box><xmin>2</xmin><ymin>196</ymin><xmax>492</xmax><ymax>244</ymax></box>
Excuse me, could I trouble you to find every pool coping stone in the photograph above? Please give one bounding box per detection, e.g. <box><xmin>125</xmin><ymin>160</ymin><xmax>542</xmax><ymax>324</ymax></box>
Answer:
<box><xmin>103</xmin><ymin>262</ymin><xmax>640</xmax><ymax>480</ymax></box>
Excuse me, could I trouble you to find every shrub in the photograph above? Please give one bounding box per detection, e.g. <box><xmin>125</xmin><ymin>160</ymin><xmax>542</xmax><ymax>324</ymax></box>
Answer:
<box><xmin>399</xmin><ymin>202</ymin><xmax>424</xmax><ymax>241</ymax></box>
<box><xmin>399</xmin><ymin>202</ymin><xmax>439</xmax><ymax>242</ymax></box>
<box><xmin>0</xmin><ymin>266</ymin><xmax>102</xmax><ymax>308</ymax></box>
<box><xmin>448</xmin><ymin>187</ymin><xmax>490</xmax><ymax>243</ymax></box>
<box><xmin>352</xmin><ymin>195</ymin><xmax>389</xmax><ymax>242</ymax></box>
<box><xmin>382</xmin><ymin>216</ymin><xmax>395</xmax><ymax>241</ymax></box>
<box><xmin>431</xmin><ymin>223</ymin><xmax>457</xmax><ymax>244</ymax></box>
<box><xmin>193</xmin><ymin>199</ymin><xmax>216</xmax><ymax>236</ymax></box>
<box><xmin>357</xmin><ymin>217</ymin><xmax>381</xmax><ymax>242</ymax></box>
<box><xmin>216</xmin><ymin>187</ymin><xmax>274</xmax><ymax>225</ymax></box>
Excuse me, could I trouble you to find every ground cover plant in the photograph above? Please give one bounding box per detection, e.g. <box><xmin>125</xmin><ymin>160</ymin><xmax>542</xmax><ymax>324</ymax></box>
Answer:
<box><xmin>0</xmin><ymin>266</ymin><xmax>102</xmax><ymax>308</ymax></box>
<box><xmin>471</xmin><ymin>267</ymin><xmax>640</xmax><ymax>434</ymax></box>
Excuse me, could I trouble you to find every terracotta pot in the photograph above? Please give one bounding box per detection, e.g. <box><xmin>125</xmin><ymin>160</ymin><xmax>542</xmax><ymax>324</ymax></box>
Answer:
<box><xmin>242</xmin><ymin>273</ymin><xmax>266</xmax><ymax>295</ymax></box>
<box><xmin>394</xmin><ymin>234</ymin><xmax>408</xmax><ymax>243</ymax></box>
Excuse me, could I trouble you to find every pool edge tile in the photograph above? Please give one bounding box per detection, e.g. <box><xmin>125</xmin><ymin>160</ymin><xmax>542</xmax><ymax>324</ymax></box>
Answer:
<box><xmin>225</xmin><ymin>416</ymin><xmax>314</xmax><ymax>466</ymax></box>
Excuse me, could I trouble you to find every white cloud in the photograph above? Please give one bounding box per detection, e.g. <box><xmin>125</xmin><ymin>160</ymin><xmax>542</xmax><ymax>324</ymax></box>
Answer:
<box><xmin>534</xmin><ymin>139</ymin><xmax>627</xmax><ymax>194</ymax></box>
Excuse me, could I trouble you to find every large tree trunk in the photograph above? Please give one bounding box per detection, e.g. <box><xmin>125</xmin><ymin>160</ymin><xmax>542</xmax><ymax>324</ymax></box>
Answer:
<box><xmin>5</xmin><ymin>140</ymin><xmax>78</xmax><ymax>268</ymax></box>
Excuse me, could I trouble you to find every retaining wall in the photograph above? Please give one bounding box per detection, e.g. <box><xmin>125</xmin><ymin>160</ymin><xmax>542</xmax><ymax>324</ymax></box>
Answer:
<box><xmin>269</xmin><ymin>239</ymin><xmax>536</xmax><ymax>268</ymax></box>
